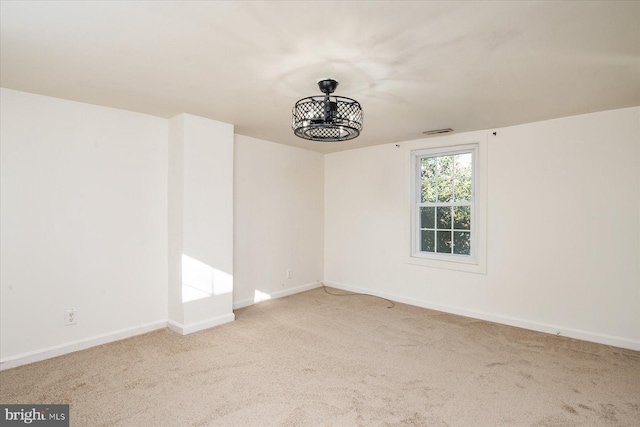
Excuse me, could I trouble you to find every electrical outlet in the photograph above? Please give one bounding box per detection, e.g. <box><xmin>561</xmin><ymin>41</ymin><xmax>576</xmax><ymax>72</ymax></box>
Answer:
<box><xmin>65</xmin><ymin>309</ymin><xmax>77</xmax><ymax>326</ymax></box>
<box><xmin>286</xmin><ymin>269</ymin><xmax>292</xmax><ymax>279</ymax></box>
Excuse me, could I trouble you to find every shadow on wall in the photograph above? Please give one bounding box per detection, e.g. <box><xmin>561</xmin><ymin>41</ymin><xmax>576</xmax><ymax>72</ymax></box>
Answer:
<box><xmin>182</xmin><ymin>254</ymin><xmax>232</xmax><ymax>303</ymax></box>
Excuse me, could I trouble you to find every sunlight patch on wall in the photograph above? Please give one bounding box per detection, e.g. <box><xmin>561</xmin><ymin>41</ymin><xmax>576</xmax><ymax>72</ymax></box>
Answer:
<box><xmin>254</xmin><ymin>289</ymin><xmax>272</xmax><ymax>304</ymax></box>
<box><xmin>182</xmin><ymin>254</ymin><xmax>233</xmax><ymax>303</ymax></box>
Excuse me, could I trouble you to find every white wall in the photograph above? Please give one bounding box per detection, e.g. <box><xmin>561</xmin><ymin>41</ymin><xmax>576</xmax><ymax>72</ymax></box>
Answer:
<box><xmin>167</xmin><ymin>115</ymin><xmax>185</xmax><ymax>325</ymax></box>
<box><xmin>234</xmin><ymin>135</ymin><xmax>324</xmax><ymax>308</ymax></box>
<box><xmin>325</xmin><ymin>107</ymin><xmax>640</xmax><ymax>350</ymax></box>
<box><xmin>0</xmin><ymin>88</ymin><xmax>168</xmax><ymax>361</ymax></box>
<box><xmin>2</xmin><ymin>85</ymin><xmax>637</xmax><ymax>366</ymax></box>
<box><xmin>167</xmin><ymin>114</ymin><xmax>235</xmax><ymax>334</ymax></box>
<box><xmin>1</xmin><ymin>89</ymin><xmax>317</xmax><ymax>365</ymax></box>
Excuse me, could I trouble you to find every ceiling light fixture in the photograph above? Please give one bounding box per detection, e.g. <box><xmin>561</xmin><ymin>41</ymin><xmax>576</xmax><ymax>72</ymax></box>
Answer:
<box><xmin>292</xmin><ymin>79</ymin><xmax>363</xmax><ymax>142</ymax></box>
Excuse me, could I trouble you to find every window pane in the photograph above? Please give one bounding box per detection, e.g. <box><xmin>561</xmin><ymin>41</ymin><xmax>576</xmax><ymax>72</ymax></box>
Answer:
<box><xmin>436</xmin><ymin>207</ymin><xmax>452</xmax><ymax>229</ymax></box>
<box><xmin>453</xmin><ymin>231</ymin><xmax>471</xmax><ymax>255</ymax></box>
<box><xmin>454</xmin><ymin>153</ymin><xmax>472</xmax><ymax>201</ymax></box>
<box><xmin>437</xmin><ymin>231</ymin><xmax>452</xmax><ymax>253</ymax></box>
<box><xmin>454</xmin><ymin>153</ymin><xmax>472</xmax><ymax>178</ymax></box>
<box><xmin>420</xmin><ymin>230</ymin><xmax>435</xmax><ymax>252</ymax></box>
<box><xmin>413</xmin><ymin>149</ymin><xmax>477</xmax><ymax>261</ymax></box>
<box><xmin>454</xmin><ymin>177</ymin><xmax>472</xmax><ymax>202</ymax></box>
<box><xmin>437</xmin><ymin>156</ymin><xmax>453</xmax><ymax>203</ymax></box>
<box><xmin>453</xmin><ymin>206</ymin><xmax>471</xmax><ymax>230</ymax></box>
<box><xmin>420</xmin><ymin>157</ymin><xmax>437</xmax><ymax>203</ymax></box>
<box><xmin>438</xmin><ymin>179</ymin><xmax>453</xmax><ymax>202</ymax></box>
<box><xmin>437</xmin><ymin>155</ymin><xmax>454</xmax><ymax>177</ymax></box>
<box><xmin>420</xmin><ymin>207</ymin><xmax>435</xmax><ymax>229</ymax></box>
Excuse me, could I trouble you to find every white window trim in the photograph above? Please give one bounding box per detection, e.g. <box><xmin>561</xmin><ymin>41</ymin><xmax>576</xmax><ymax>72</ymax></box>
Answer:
<box><xmin>405</xmin><ymin>132</ymin><xmax>488</xmax><ymax>274</ymax></box>
<box><xmin>411</xmin><ymin>144</ymin><xmax>478</xmax><ymax>263</ymax></box>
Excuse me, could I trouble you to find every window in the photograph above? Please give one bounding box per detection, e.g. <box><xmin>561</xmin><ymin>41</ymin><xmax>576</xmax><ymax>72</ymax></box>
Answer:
<box><xmin>411</xmin><ymin>145</ymin><xmax>478</xmax><ymax>263</ymax></box>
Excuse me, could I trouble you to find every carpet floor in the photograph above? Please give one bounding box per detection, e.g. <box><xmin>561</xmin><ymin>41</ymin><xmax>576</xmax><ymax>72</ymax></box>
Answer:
<box><xmin>1</xmin><ymin>287</ymin><xmax>639</xmax><ymax>426</ymax></box>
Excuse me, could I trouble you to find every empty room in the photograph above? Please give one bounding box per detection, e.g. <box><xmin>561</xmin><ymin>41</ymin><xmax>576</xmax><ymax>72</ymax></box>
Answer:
<box><xmin>1</xmin><ymin>1</ymin><xmax>639</xmax><ymax>426</ymax></box>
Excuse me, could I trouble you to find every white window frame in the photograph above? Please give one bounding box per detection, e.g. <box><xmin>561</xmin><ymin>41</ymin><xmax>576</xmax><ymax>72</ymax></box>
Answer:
<box><xmin>406</xmin><ymin>132</ymin><xmax>487</xmax><ymax>274</ymax></box>
<box><xmin>411</xmin><ymin>145</ymin><xmax>478</xmax><ymax>263</ymax></box>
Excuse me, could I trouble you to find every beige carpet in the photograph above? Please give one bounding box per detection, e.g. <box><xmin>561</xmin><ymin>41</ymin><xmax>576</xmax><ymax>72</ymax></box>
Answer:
<box><xmin>1</xmin><ymin>287</ymin><xmax>639</xmax><ymax>426</ymax></box>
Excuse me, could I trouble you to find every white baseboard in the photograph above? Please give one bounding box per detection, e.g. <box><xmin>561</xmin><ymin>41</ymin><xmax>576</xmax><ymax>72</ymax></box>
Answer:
<box><xmin>0</xmin><ymin>320</ymin><xmax>167</xmax><ymax>371</ymax></box>
<box><xmin>6</xmin><ymin>279</ymin><xmax>634</xmax><ymax>371</ymax></box>
<box><xmin>233</xmin><ymin>281</ymin><xmax>322</xmax><ymax>310</ymax></box>
<box><xmin>1</xmin><ymin>282</ymin><xmax>322</xmax><ymax>371</ymax></box>
<box><xmin>323</xmin><ymin>280</ymin><xmax>640</xmax><ymax>352</ymax></box>
<box><xmin>167</xmin><ymin>312</ymin><xmax>235</xmax><ymax>335</ymax></box>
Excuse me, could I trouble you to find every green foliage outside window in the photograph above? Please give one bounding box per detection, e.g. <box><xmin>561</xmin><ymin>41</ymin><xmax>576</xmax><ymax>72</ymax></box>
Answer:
<box><xmin>418</xmin><ymin>152</ymin><xmax>472</xmax><ymax>255</ymax></box>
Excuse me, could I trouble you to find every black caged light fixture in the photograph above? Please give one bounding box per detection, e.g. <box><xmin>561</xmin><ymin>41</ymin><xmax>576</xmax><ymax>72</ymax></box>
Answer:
<box><xmin>292</xmin><ymin>79</ymin><xmax>363</xmax><ymax>142</ymax></box>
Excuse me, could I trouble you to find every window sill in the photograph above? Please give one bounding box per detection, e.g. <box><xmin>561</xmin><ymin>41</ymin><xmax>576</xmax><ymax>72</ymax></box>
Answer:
<box><xmin>405</xmin><ymin>255</ymin><xmax>487</xmax><ymax>274</ymax></box>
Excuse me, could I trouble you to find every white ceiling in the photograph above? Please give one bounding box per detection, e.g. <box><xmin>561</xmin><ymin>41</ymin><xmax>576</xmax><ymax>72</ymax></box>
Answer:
<box><xmin>1</xmin><ymin>1</ymin><xmax>639</xmax><ymax>154</ymax></box>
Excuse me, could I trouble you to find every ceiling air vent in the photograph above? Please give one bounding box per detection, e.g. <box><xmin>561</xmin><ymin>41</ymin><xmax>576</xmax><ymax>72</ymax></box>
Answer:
<box><xmin>423</xmin><ymin>128</ymin><xmax>454</xmax><ymax>136</ymax></box>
